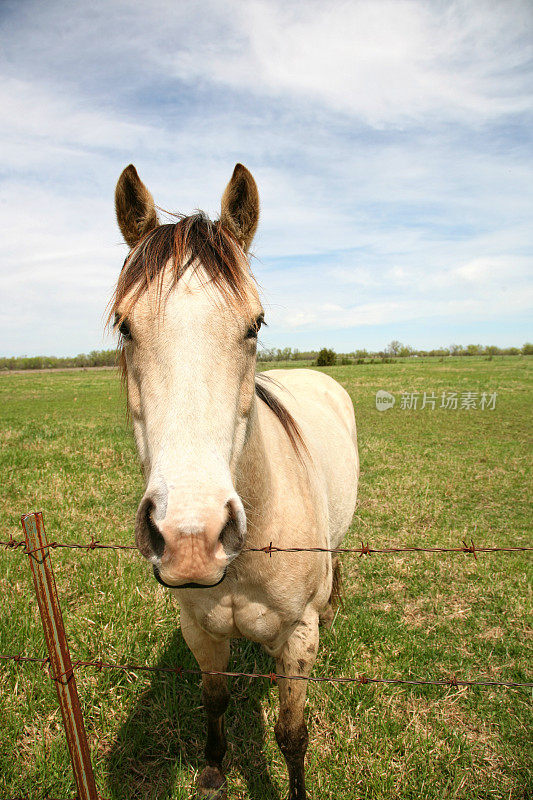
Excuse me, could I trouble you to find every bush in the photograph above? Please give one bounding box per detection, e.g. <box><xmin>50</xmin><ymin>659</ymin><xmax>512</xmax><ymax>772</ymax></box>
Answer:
<box><xmin>316</xmin><ymin>348</ymin><xmax>336</xmax><ymax>366</ymax></box>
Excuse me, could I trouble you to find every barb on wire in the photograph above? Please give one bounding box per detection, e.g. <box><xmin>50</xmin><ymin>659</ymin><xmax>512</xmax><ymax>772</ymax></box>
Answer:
<box><xmin>0</xmin><ymin>652</ymin><xmax>531</xmax><ymax>689</ymax></box>
<box><xmin>1</xmin><ymin>536</ymin><xmax>532</xmax><ymax>556</ymax></box>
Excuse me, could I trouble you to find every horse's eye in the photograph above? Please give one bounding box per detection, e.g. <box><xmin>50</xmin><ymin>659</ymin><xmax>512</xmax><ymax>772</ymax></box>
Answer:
<box><xmin>115</xmin><ymin>314</ymin><xmax>132</xmax><ymax>340</ymax></box>
<box><xmin>119</xmin><ymin>321</ymin><xmax>132</xmax><ymax>339</ymax></box>
<box><xmin>246</xmin><ymin>315</ymin><xmax>264</xmax><ymax>339</ymax></box>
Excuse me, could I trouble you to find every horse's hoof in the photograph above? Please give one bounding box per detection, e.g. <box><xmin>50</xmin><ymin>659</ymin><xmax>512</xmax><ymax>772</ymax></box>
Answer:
<box><xmin>319</xmin><ymin>604</ymin><xmax>334</xmax><ymax>628</ymax></box>
<box><xmin>197</xmin><ymin>765</ymin><xmax>227</xmax><ymax>799</ymax></box>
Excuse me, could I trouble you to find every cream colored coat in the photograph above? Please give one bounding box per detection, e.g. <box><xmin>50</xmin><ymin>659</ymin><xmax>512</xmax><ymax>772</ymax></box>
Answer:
<box><xmin>177</xmin><ymin>367</ymin><xmax>359</xmax><ymax>659</ymax></box>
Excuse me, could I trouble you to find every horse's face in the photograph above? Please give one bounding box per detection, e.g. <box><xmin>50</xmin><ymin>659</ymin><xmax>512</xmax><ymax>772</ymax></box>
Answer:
<box><xmin>113</xmin><ymin>164</ymin><xmax>261</xmax><ymax>588</ymax></box>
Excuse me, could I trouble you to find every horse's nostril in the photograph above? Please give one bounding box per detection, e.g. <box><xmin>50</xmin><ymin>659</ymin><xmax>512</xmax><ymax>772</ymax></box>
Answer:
<box><xmin>138</xmin><ymin>497</ymin><xmax>165</xmax><ymax>558</ymax></box>
<box><xmin>219</xmin><ymin>498</ymin><xmax>245</xmax><ymax>555</ymax></box>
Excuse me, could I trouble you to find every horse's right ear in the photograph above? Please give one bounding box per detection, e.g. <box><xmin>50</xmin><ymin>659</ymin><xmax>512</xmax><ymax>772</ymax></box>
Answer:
<box><xmin>115</xmin><ymin>164</ymin><xmax>159</xmax><ymax>248</ymax></box>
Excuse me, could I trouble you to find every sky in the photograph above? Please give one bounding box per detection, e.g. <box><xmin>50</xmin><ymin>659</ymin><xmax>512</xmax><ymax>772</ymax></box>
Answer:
<box><xmin>1</xmin><ymin>0</ymin><xmax>532</xmax><ymax>357</ymax></box>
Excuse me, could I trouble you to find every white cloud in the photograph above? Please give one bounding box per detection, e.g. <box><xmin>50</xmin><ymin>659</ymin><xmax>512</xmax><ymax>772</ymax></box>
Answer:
<box><xmin>0</xmin><ymin>77</ymin><xmax>158</xmax><ymax>154</ymax></box>
<box><xmin>452</xmin><ymin>256</ymin><xmax>530</xmax><ymax>284</ymax></box>
<box><xmin>171</xmin><ymin>0</ymin><xmax>533</xmax><ymax>126</ymax></box>
<box><xmin>276</xmin><ymin>286</ymin><xmax>533</xmax><ymax>331</ymax></box>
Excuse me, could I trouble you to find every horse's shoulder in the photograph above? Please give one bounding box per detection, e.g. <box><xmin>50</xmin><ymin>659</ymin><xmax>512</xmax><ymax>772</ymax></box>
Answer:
<box><xmin>257</xmin><ymin>368</ymin><xmax>354</xmax><ymax>428</ymax></box>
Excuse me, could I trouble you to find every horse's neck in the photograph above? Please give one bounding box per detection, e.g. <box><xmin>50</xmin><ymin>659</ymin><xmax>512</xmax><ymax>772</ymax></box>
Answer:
<box><xmin>235</xmin><ymin>398</ymin><xmax>273</xmax><ymax>547</ymax></box>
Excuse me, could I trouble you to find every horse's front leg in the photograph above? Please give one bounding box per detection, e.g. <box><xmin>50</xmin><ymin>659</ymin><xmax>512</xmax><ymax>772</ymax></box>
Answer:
<box><xmin>180</xmin><ymin>609</ymin><xmax>230</xmax><ymax>799</ymax></box>
<box><xmin>274</xmin><ymin>609</ymin><xmax>319</xmax><ymax>800</ymax></box>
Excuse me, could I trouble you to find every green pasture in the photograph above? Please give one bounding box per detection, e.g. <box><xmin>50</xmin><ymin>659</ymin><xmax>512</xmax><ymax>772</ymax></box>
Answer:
<box><xmin>0</xmin><ymin>356</ymin><xmax>531</xmax><ymax>799</ymax></box>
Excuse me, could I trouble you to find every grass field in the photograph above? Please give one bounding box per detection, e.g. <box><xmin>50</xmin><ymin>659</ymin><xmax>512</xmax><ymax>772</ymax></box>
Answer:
<box><xmin>0</xmin><ymin>356</ymin><xmax>531</xmax><ymax>799</ymax></box>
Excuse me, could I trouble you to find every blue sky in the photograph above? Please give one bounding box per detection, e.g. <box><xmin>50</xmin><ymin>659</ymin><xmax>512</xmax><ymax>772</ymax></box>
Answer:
<box><xmin>1</xmin><ymin>0</ymin><xmax>532</xmax><ymax>356</ymax></box>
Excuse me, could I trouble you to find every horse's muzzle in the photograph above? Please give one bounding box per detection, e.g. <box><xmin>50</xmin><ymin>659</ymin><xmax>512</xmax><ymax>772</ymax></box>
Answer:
<box><xmin>135</xmin><ymin>488</ymin><xmax>245</xmax><ymax>588</ymax></box>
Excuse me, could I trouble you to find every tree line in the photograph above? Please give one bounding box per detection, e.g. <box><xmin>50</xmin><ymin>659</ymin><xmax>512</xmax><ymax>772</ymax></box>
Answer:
<box><xmin>0</xmin><ymin>350</ymin><xmax>118</xmax><ymax>371</ymax></box>
<box><xmin>260</xmin><ymin>342</ymin><xmax>533</xmax><ymax>366</ymax></box>
<box><xmin>0</xmin><ymin>342</ymin><xmax>531</xmax><ymax>371</ymax></box>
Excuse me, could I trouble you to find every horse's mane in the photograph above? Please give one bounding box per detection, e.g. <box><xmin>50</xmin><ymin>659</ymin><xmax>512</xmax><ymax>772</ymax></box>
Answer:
<box><xmin>110</xmin><ymin>212</ymin><xmax>250</xmax><ymax>319</ymax></box>
<box><xmin>110</xmin><ymin>213</ymin><xmax>307</xmax><ymax>459</ymax></box>
<box><xmin>254</xmin><ymin>374</ymin><xmax>309</xmax><ymax>460</ymax></box>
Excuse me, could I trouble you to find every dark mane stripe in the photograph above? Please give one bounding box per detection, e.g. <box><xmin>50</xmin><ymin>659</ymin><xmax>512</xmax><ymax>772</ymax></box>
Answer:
<box><xmin>255</xmin><ymin>376</ymin><xmax>309</xmax><ymax>461</ymax></box>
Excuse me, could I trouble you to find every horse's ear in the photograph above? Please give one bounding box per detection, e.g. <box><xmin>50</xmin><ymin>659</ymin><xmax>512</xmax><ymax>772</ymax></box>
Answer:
<box><xmin>220</xmin><ymin>163</ymin><xmax>259</xmax><ymax>252</ymax></box>
<box><xmin>115</xmin><ymin>164</ymin><xmax>159</xmax><ymax>248</ymax></box>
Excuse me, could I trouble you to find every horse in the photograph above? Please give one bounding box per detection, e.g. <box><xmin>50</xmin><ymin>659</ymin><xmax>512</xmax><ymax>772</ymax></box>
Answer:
<box><xmin>111</xmin><ymin>162</ymin><xmax>359</xmax><ymax>799</ymax></box>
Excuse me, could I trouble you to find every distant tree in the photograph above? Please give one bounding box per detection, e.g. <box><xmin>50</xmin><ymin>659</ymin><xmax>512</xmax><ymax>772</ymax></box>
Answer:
<box><xmin>257</xmin><ymin>347</ymin><xmax>276</xmax><ymax>362</ymax></box>
<box><xmin>466</xmin><ymin>343</ymin><xmax>481</xmax><ymax>356</ymax></box>
<box><xmin>485</xmin><ymin>345</ymin><xmax>500</xmax><ymax>357</ymax></box>
<box><xmin>449</xmin><ymin>343</ymin><xmax>464</xmax><ymax>356</ymax></box>
<box><xmin>522</xmin><ymin>343</ymin><xmax>533</xmax><ymax>355</ymax></box>
<box><xmin>398</xmin><ymin>344</ymin><xmax>414</xmax><ymax>357</ymax></box>
<box><xmin>316</xmin><ymin>348</ymin><xmax>336</xmax><ymax>366</ymax></box>
<box><xmin>274</xmin><ymin>347</ymin><xmax>292</xmax><ymax>362</ymax></box>
<box><xmin>385</xmin><ymin>340</ymin><xmax>403</xmax><ymax>357</ymax></box>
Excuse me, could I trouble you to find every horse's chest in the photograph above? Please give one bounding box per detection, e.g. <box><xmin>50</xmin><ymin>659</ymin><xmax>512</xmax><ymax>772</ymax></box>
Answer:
<box><xmin>233</xmin><ymin>601</ymin><xmax>285</xmax><ymax>647</ymax></box>
<box><xmin>194</xmin><ymin>602</ymin><xmax>237</xmax><ymax>639</ymax></box>
<box><xmin>189</xmin><ymin>595</ymin><xmax>286</xmax><ymax>649</ymax></box>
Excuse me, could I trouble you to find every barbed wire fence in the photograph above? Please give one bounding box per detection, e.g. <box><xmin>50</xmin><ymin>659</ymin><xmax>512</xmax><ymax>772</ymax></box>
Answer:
<box><xmin>1</xmin><ymin>511</ymin><xmax>532</xmax><ymax>800</ymax></box>
<box><xmin>3</xmin><ymin>533</ymin><xmax>533</xmax><ymax>557</ymax></box>
<box><xmin>1</xmin><ymin>651</ymin><xmax>532</xmax><ymax>689</ymax></box>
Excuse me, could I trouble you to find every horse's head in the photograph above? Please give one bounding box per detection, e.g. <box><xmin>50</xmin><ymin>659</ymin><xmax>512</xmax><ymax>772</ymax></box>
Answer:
<box><xmin>112</xmin><ymin>164</ymin><xmax>262</xmax><ymax>589</ymax></box>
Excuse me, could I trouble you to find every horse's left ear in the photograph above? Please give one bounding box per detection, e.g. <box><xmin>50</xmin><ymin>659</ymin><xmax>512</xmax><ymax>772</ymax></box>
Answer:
<box><xmin>220</xmin><ymin>164</ymin><xmax>259</xmax><ymax>252</ymax></box>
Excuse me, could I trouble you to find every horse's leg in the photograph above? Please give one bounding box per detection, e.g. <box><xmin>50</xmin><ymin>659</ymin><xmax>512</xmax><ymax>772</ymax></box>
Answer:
<box><xmin>274</xmin><ymin>609</ymin><xmax>319</xmax><ymax>800</ymax></box>
<box><xmin>319</xmin><ymin>556</ymin><xmax>342</xmax><ymax>628</ymax></box>
<box><xmin>180</xmin><ymin>609</ymin><xmax>230</xmax><ymax>799</ymax></box>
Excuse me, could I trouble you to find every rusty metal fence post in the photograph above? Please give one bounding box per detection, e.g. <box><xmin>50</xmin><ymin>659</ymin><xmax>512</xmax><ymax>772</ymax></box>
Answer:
<box><xmin>21</xmin><ymin>511</ymin><xmax>98</xmax><ymax>800</ymax></box>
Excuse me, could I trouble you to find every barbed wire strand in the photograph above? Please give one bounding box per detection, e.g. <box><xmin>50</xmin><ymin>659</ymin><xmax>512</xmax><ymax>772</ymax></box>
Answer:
<box><xmin>0</xmin><ymin>652</ymin><xmax>531</xmax><ymax>689</ymax></box>
<box><xmin>2</xmin><ymin>535</ymin><xmax>532</xmax><ymax>557</ymax></box>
